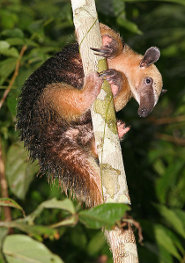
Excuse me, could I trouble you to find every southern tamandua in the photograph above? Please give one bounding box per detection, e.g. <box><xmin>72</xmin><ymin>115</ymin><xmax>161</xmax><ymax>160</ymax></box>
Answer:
<box><xmin>17</xmin><ymin>24</ymin><xmax>163</xmax><ymax>206</ymax></box>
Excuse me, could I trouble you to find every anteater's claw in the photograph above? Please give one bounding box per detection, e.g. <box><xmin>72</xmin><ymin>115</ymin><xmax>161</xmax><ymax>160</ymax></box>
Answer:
<box><xmin>90</xmin><ymin>47</ymin><xmax>112</xmax><ymax>57</ymax></box>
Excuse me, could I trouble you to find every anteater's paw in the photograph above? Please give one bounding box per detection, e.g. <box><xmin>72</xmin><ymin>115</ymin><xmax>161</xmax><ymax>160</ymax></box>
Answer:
<box><xmin>117</xmin><ymin>120</ymin><xmax>130</xmax><ymax>140</ymax></box>
<box><xmin>99</xmin><ymin>69</ymin><xmax>123</xmax><ymax>97</ymax></box>
<box><xmin>91</xmin><ymin>35</ymin><xmax>119</xmax><ymax>59</ymax></box>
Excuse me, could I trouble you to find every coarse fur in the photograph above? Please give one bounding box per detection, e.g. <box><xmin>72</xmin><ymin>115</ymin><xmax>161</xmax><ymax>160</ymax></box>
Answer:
<box><xmin>17</xmin><ymin>24</ymin><xmax>163</xmax><ymax>206</ymax></box>
<box><xmin>17</xmin><ymin>44</ymin><xmax>103</xmax><ymax>206</ymax></box>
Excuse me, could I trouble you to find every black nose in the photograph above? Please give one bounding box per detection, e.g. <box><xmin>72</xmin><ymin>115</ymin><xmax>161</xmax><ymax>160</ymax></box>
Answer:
<box><xmin>138</xmin><ymin>108</ymin><xmax>149</xmax><ymax>118</ymax></box>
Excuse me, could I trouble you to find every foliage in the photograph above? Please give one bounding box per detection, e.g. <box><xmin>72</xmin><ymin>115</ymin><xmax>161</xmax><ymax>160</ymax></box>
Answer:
<box><xmin>0</xmin><ymin>0</ymin><xmax>185</xmax><ymax>262</ymax></box>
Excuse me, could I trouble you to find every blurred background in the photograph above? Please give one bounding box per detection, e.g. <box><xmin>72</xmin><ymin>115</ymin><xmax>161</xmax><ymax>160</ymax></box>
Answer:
<box><xmin>0</xmin><ymin>0</ymin><xmax>185</xmax><ymax>262</ymax></box>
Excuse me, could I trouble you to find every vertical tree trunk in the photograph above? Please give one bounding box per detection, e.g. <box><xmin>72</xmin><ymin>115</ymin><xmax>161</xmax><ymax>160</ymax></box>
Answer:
<box><xmin>70</xmin><ymin>0</ymin><xmax>139</xmax><ymax>262</ymax></box>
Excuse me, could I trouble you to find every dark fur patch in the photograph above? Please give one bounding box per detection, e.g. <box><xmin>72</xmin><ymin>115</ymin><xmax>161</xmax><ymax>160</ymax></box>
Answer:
<box><xmin>17</xmin><ymin>43</ymin><xmax>102</xmax><ymax>206</ymax></box>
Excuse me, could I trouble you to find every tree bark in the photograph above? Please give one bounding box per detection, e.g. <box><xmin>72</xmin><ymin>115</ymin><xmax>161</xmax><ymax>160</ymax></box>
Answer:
<box><xmin>70</xmin><ymin>0</ymin><xmax>139</xmax><ymax>262</ymax></box>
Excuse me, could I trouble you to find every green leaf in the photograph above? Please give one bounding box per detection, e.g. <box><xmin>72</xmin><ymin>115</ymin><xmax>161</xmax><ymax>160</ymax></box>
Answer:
<box><xmin>144</xmin><ymin>242</ymin><xmax>173</xmax><ymax>263</ymax></box>
<box><xmin>0</xmin><ymin>221</ymin><xmax>57</xmax><ymax>241</ymax></box>
<box><xmin>123</xmin><ymin>0</ymin><xmax>185</xmax><ymax>5</ymax></box>
<box><xmin>174</xmin><ymin>209</ymin><xmax>185</xmax><ymax>224</ymax></box>
<box><xmin>39</xmin><ymin>198</ymin><xmax>75</xmax><ymax>214</ymax></box>
<box><xmin>26</xmin><ymin>198</ymin><xmax>75</xmax><ymax>224</ymax></box>
<box><xmin>168</xmin><ymin>167</ymin><xmax>185</xmax><ymax>207</ymax></box>
<box><xmin>154</xmin><ymin>204</ymin><xmax>185</xmax><ymax>238</ymax></box>
<box><xmin>28</xmin><ymin>20</ymin><xmax>45</xmax><ymax>43</ymax></box>
<box><xmin>79</xmin><ymin>203</ymin><xmax>129</xmax><ymax>229</ymax></box>
<box><xmin>3</xmin><ymin>234</ymin><xmax>64</xmax><ymax>263</ymax></box>
<box><xmin>112</xmin><ymin>0</ymin><xmax>125</xmax><ymax>16</ymax></box>
<box><xmin>0</xmin><ymin>10</ymin><xmax>18</xmax><ymax>29</ymax></box>
<box><xmin>1</xmin><ymin>28</ymin><xmax>24</xmax><ymax>38</ymax></box>
<box><xmin>153</xmin><ymin>159</ymin><xmax>166</xmax><ymax>176</ymax></box>
<box><xmin>6</xmin><ymin>142</ymin><xmax>39</xmax><ymax>200</ymax></box>
<box><xmin>166</xmin><ymin>228</ymin><xmax>185</xmax><ymax>255</ymax></box>
<box><xmin>27</xmin><ymin>47</ymin><xmax>57</xmax><ymax>64</ymax></box>
<box><xmin>0</xmin><ymin>58</ymin><xmax>17</xmax><ymax>85</ymax></box>
<box><xmin>157</xmin><ymin>246</ymin><xmax>174</xmax><ymax>263</ymax></box>
<box><xmin>6</xmin><ymin>38</ymin><xmax>25</xmax><ymax>46</ymax></box>
<box><xmin>158</xmin><ymin>0</ymin><xmax>185</xmax><ymax>6</ymax></box>
<box><xmin>14</xmin><ymin>68</ymin><xmax>35</xmax><ymax>89</ymax></box>
<box><xmin>0</xmin><ymin>41</ymin><xmax>10</xmax><ymax>50</ymax></box>
<box><xmin>87</xmin><ymin>231</ymin><xmax>105</xmax><ymax>256</ymax></box>
<box><xmin>1</xmin><ymin>47</ymin><xmax>19</xmax><ymax>57</ymax></box>
<box><xmin>70</xmin><ymin>226</ymin><xmax>87</xmax><ymax>249</ymax></box>
<box><xmin>7</xmin><ymin>89</ymin><xmax>18</xmax><ymax>117</ymax></box>
<box><xmin>117</xmin><ymin>15</ymin><xmax>142</xmax><ymax>35</ymax></box>
<box><xmin>0</xmin><ymin>198</ymin><xmax>25</xmax><ymax>216</ymax></box>
<box><xmin>155</xmin><ymin>161</ymin><xmax>184</xmax><ymax>203</ymax></box>
<box><xmin>154</xmin><ymin>225</ymin><xmax>181</xmax><ymax>260</ymax></box>
<box><xmin>0</xmin><ymin>41</ymin><xmax>19</xmax><ymax>57</ymax></box>
<box><xmin>0</xmin><ymin>228</ymin><xmax>8</xmax><ymax>263</ymax></box>
<box><xmin>96</xmin><ymin>0</ymin><xmax>125</xmax><ymax>16</ymax></box>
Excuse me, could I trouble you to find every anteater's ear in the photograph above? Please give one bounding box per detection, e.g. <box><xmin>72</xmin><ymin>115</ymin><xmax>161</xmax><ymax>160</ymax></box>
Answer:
<box><xmin>140</xmin><ymin>47</ymin><xmax>160</xmax><ymax>68</ymax></box>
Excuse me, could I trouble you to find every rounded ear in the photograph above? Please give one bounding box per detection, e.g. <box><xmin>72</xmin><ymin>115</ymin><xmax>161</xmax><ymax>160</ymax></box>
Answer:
<box><xmin>140</xmin><ymin>47</ymin><xmax>160</xmax><ymax>68</ymax></box>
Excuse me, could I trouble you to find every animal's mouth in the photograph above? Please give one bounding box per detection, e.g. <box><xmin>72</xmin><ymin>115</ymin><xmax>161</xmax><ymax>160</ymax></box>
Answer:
<box><xmin>138</xmin><ymin>107</ymin><xmax>152</xmax><ymax>118</ymax></box>
<box><xmin>137</xmin><ymin>88</ymin><xmax>155</xmax><ymax>118</ymax></box>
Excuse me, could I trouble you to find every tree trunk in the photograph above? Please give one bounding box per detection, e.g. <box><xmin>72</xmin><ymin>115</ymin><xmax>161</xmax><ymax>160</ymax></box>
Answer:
<box><xmin>70</xmin><ymin>0</ymin><xmax>139</xmax><ymax>262</ymax></box>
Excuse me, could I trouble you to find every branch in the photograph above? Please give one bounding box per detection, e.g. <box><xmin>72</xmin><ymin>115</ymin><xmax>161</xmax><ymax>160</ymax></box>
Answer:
<box><xmin>0</xmin><ymin>45</ymin><xmax>27</xmax><ymax>110</ymax></box>
<box><xmin>148</xmin><ymin>115</ymin><xmax>185</xmax><ymax>125</ymax></box>
<box><xmin>0</xmin><ymin>138</ymin><xmax>12</xmax><ymax>222</ymax></box>
<box><xmin>156</xmin><ymin>133</ymin><xmax>185</xmax><ymax>146</ymax></box>
<box><xmin>70</xmin><ymin>1</ymin><xmax>139</xmax><ymax>262</ymax></box>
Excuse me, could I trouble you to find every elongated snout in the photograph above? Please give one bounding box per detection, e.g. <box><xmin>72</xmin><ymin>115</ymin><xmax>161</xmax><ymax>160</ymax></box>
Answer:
<box><xmin>138</xmin><ymin>85</ymin><xmax>155</xmax><ymax>118</ymax></box>
<box><xmin>138</xmin><ymin>107</ymin><xmax>152</xmax><ymax>118</ymax></box>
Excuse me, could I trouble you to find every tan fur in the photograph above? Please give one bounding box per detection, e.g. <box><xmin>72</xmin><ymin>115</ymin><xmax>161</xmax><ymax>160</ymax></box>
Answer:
<box><xmin>108</xmin><ymin>44</ymin><xmax>163</xmax><ymax>107</ymax></box>
<box><xmin>100</xmin><ymin>24</ymin><xmax>123</xmax><ymax>57</ymax></box>
<box><xmin>43</xmin><ymin>72</ymin><xmax>102</xmax><ymax>122</ymax></box>
<box><xmin>113</xmin><ymin>72</ymin><xmax>132</xmax><ymax>112</ymax></box>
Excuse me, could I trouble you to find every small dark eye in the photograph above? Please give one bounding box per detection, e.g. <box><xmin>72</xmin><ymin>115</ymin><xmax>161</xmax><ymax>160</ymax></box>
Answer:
<box><xmin>145</xmin><ymin>77</ymin><xmax>152</xmax><ymax>85</ymax></box>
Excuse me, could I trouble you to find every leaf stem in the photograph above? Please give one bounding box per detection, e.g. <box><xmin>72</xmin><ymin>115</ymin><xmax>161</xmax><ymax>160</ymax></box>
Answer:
<box><xmin>0</xmin><ymin>138</ymin><xmax>12</xmax><ymax>222</ymax></box>
<box><xmin>0</xmin><ymin>45</ymin><xmax>27</xmax><ymax>110</ymax></box>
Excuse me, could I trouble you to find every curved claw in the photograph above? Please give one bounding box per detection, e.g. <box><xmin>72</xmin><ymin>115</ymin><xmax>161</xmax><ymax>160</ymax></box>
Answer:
<box><xmin>90</xmin><ymin>47</ymin><xmax>113</xmax><ymax>58</ymax></box>
<box><xmin>99</xmin><ymin>69</ymin><xmax>123</xmax><ymax>97</ymax></box>
<box><xmin>99</xmin><ymin>69</ymin><xmax>123</xmax><ymax>82</ymax></box>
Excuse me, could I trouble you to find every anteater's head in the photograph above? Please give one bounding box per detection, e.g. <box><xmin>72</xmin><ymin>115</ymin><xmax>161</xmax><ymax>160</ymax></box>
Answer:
<box><xmin>129</xmin><ymin>47</ymin><xmax>164</xmax><ymax>117</ymax></box>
